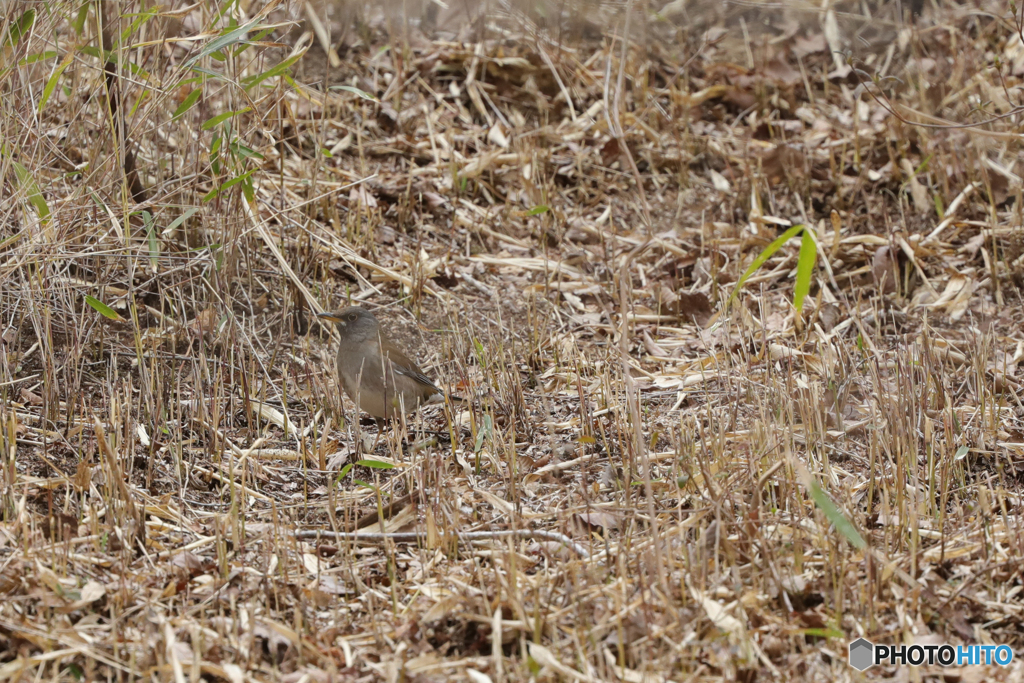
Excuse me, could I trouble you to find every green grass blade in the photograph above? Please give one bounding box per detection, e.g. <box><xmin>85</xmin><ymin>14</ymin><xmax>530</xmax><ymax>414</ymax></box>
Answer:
<box><xmin>12</xmin><ymin>161</ymin><xmax>49</xmax><ymax>220</ymax></box>
<box><xmin>19</xmin><ymin>51</ymin><xmax>58</xmax><ymax>66</ymax></box>
<box><xmin>201</xmin><ymin>107</ymin><xmax>250</xmax><ymax>130</ymax></box>
<box><xmin>164</xmin><ymin>207</ymin><xmax>200</xmax><ymax>235</ymax></box>
<box><xmin>142</xmin><ymin>211</ymin><xmax>158</xmax><ymax>269</ymax></box>
<box><xmin>202</xmin><ymin>170</ymin><xmax>255</xmax><ymax>202</ymax></box>
<box><xmin>39</xmin><ymin>52</ymin><xmax>74</xmax><ymax>112</ymax></box>
<box><xmin>242</xmin><ymin>53</ymin><xmax>301</xmax><ymax>89</ymax></box>
<box><xmin>728</xmin><ymin>224</ymin><xmax>805</xmax><ymax>306</ymax></box>
<box><xmin>84</xmin><ymin>295</ymin><xmax>123</xmax><ymax>321</ymax></box>
<box><xmin>71</xmin><ymin>2</ymin><xmax>89</xmax><ymax>35</ymax></box>
<box><xmin>228</xmin><ymin>142</ymin><xmax>263</xmax><ymax>160</ymax></box>
<box><xmin>172</xmin><ymin>88</ymin><xmax>201</xmax><ymax>120</ymax></box>
<box><xmin>5</xmin><ymin>9</ymin><xmax>34</xmax><ymax>48</ymax></box>
<box><xmin>219</xmin><ymin>170</ymin><xmax>255</xmax><ymax>191</ymax></box>
<box><xmin>117</xmin><ymin>8</ymin><xmax>158</xmax><ymax>46</ymax></box>
<box><xmin>355</xmin><ymin>460</ymin><xmax>395</xmax><ymax>470</ymax></box>
<box><xmin>793</xmin><ymin>227</ymin><xmax>817</xmax><ymax>312</ymax></box>
<box><xmin>809</xmin><ymin>481</ymin><xmax>866</xmax><ymax>549</ymax></box>
<box><xmin>0</xmin><ymin>232</ymin><xmax>25</xmax><ymax>250</ymax></box>
<box><xmin>335</xmin><ymin>463</ymin><xmax>354</xmax><ymax>482</ymax></box>
<box><xmin>184</xmin><ymin>18</ymin><xmax>262</xmax><ymax>68</ymax></box>
<box><xmin>232</xmin><ymin>27</ymin><xmax>275</xmax><ymax>57</ymax></box>
<box><xmin>328</xmin><ymin>84</ymin><xmax>378</xmax><ymax>101</ymax></box>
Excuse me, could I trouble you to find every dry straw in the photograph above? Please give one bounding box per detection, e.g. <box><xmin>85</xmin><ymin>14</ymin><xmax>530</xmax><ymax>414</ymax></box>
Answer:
<box><xmin>1</xmin><ymin>0</ymin><xmax>1024</xmax><ymax>680</ymax></box>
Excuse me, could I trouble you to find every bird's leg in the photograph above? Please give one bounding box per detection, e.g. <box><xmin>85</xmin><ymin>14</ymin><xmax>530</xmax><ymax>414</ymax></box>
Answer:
<box><xmin>349</xmin><ymin>407</ymin><xmax>363</xmax><ymax>458</ymax></box>
<box><xmin>370</xmin><ymin>417</ymin><xmax>386</xmax><ymax>451</ymax></box>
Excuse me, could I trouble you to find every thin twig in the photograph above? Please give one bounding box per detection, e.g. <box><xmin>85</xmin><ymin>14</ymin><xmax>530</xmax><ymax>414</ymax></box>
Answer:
<box><xmin>296</xmin><ymin>528</ymin><xmax>591</xmax><ymax>558</ymax></box>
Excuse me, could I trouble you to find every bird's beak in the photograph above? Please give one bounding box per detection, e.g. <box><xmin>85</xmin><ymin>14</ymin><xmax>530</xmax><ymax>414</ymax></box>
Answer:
<box><xmin>316</xmin><ymin>312</ymin><xmax>345</xmax><ymax>326</ymax></box>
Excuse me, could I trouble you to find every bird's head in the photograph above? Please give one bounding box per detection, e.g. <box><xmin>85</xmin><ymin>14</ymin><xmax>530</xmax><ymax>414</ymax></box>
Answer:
<box><xmin>316</xmin><ymin>306</ymin><xmax>380</xmax><ymax>343</ymax></box>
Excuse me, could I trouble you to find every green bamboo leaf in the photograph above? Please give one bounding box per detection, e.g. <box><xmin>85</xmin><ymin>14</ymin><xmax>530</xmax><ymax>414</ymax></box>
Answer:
<box><xmin>117</xmin><ymin>8</ymin><xmax>158</xmax><ymax>46</ymax></box>
<box><xmin>232</xmin><ymin>27</ymin><xmax>276</xmax><ymax>56</ymax></box>
<box><xmin>801</xmin><ymin>628</ymin><xmax>844</xmax><ymax>639</ymax></box>
<box><xmin>164</xmin><ymin>207</ymin><xmax>199</xmax><ymax>235</ymax></box>
<box><xmin>142</xmin><ymin>211</ymin><xmax>158</xmax><ymax>269</ymax></box>
<box><xmin>184</xmin><ymin>18</ymin><xmax>261</xmax><ymax>68</ymax></box>
<box><xmin>202</xmin><ymin>170</ymin><xmax>255</xmax><ymax>203</ymax></box>
<box><xmin>201</xmin><ymin>107</ymin><xmax>249</xmax><ymax>130</ymax></box>
<box><xmin>71</xmin><ymin>2</ymin><xmax>89</xmax><ymax>35</ymax></box>
<box><xmin>19</xmin><ymin>51</ymin><xmax>58</xmax><ymax>65</ymax></box>
<box><xmin>328</xmin><ymin>84</ymin><xmax>378</xmax><ymax>101</ymax></box>
<box><xmin>527</xmin><ymin>205</ymin><xmax>549</xmax><ymax>216</ymax></box>
<box><xmin>354</xmin><ymin>459</ymin><xmax>395</xmax><ymax>470</ymax></box>
<box><xmin>728</xmin><ymin>224</ymin><xmax>805</xmax><ymax>306</ymax></box>
<box><xmin>474</xmin><ymin>414</ymin><xmax>493</xmax><ymax>454</ymax></box>
<box><xmin>242</xmin><ymin>53</ymin><xmax>301</xmax><ymax>89</ymax></box>
<box><xmin>12</xmin><ymin>161</ymin><xmax>49</xmax><ymax>220</ymax></box>
<box><xmin>219</xmin><ymin>170</ymin><xmax>254</xmax><ymax>191</ymax></box>
<box><xmin>190</xmin><ymin>65</ymin><xmax>223</xmax><ymax>79</ymax></box>
<box><xmin>229</xmin><ymin>141</ymin><xmax>264</xmax><ymax>159</ymax></box>
<box><xmin>809</xmin><ymin>481</ymin><xmax>866</xmax><ymax>549</ymax></box>
<box><xmin>6</xmin><ymin>9</ymin><xmax>34</xmax><ymax>47</ymax></box>
<box><xmin>793</xmin><ymin>228</ymin><xmax>817</xmax><ymax>312</ymax></box>
<box><xmin>240</xmin><ymin>176</ymin><xmax>254</xmax><ymax>204</ymax></box>
<box><xmin>210</xmin><ymin>134</ymin><xmax>222</xmax><ymax>175</ymax></box>
<box><xmin>335</xmin><ymin>463</ymin><xmax>354</xmax><ymax>482</ymax></box>
<box><xmin>0</xmin><ymin>232</ymin><xmax>25</xmax><ymax>250</ymax></box>
<box><xmin>84</xmin><ymin>295</ymin><xmax>123</xmax><ymax>321</ymax></box>
<box><xmin>172</xmin><ymin>88</ymin><xmax>201</xmax><ymax>119</ymax></box>
<box><xmin>39</xmin><ymin>52</ymin><xmax>74</xmax><ymax>112</ymax></box>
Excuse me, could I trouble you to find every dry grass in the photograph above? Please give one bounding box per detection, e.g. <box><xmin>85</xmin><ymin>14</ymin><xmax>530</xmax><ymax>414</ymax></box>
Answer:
<box><xmin>3</xmin><ymin>0</ymin><xmax>1024</xmax><ymax>680</ymax></box>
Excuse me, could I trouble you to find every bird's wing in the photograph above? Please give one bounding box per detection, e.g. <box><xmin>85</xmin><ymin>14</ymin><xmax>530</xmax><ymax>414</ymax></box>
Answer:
<box><xmin>382</xmin><ymin>343</ymin><xmax>441</xmax><ymax>393</ymax></box>
<box><xmin>391</xmin><ymin>361</ymin><xmax>439</xmax><ymax>391</ymax></box>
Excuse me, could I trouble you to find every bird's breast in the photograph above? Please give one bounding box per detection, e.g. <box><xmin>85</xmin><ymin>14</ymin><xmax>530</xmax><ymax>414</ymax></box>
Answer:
<box><xmin>338</xmin><ymin>347</ymin><xmax>383</xmax><ymax>390</ymax></box>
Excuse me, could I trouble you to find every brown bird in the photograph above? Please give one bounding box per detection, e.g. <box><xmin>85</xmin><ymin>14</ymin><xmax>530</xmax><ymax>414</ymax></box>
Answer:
<box><xmin>316</xmin><ymin>307</ymin><xmax>447</xmax><ymax>422</ymax></box>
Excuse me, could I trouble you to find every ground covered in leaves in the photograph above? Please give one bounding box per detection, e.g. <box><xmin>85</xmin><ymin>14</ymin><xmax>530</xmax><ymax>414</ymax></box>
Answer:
<box><xmin>4</xmin><ymin>0</ymin><xmax>1024</xmax><ymax>680</ymax></box>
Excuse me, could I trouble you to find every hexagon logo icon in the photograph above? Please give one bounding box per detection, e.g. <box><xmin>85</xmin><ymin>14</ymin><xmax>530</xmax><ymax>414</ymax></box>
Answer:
<box><xmin>849</xmin><ymin>638</ymin><xmax>874</xmax><ymax>671</ymax></box>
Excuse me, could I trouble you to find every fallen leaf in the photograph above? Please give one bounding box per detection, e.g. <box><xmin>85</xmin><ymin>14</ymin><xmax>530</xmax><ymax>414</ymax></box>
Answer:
<box><xmin>575</xmin><ymin>511</ymin><xmax>620</xmax><ymax>534</ymax></box>
<box><xmin>761</xmin><ymin>144</ymin><xmax>806</xmax><ymax>184</ymax></box>
<box><xmin>315</xmin><ymin>575</ymin><xmax>353</xmax><ymax>595</ymax></box>
<box><xmin>710</xmin><ymin>169</ymin><xmax>732</xmax><ymax>193</ymax></box>
<box><xmin>171</xmin><ymin>550</ymin><xmax>210</xmax><ymax>576</ymax></box>
<box><xmin>487</xmin><ymin>122</ymin><xmax>509</xmax><ymax>148</ymax></box>
<box><xmin>675</xmin><ymin>291</ymin><xmax>713</xmax><ymax>325</ymax></box>
<box><xmin>80</xmin><ymin>580</ymin><xmax>106</xmax><ymax>603</ymax></box>
<box><xmin>872</xmin><ymin>245</ymin><xmax>899</xmax><ymax>293</ymax></box>
<box><xmin>693</xmin><ymin>587</ymin><xmax>744</xmax><ymax>635</ymax></box>
<box><xmin>600</xmin><ymin>138</ymin><xmax>621</xmax><ymax>166</ymax></box>
<box><xmin>466</xmin><ymin>670</ymin><xmax>494</xmax><ymax>683</ymax></box>
<box><xmin>763</xmin><ymin>56</ymin><xmax>802</xmax><ymax>86</ymax></box>
<box><xmin>792</xmin><ymin>33</ymin><xmax>826</xmax><ymax>58</ymax></box>
<box><xmin>900</xmin><ymin>159</ymin><xmax>932</xmax><ymax>213</ymax></box>
<box><xmin>19</xmin><ymin>387</ymin><xmax>42</xmax><ymax>406</ymax></box>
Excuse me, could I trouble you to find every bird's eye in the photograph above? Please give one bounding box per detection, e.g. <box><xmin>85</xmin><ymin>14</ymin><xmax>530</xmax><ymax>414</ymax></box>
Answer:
<box><xmin>347</xmin><ymin>314</ymin><xmax>356</xmax><ymax>322</ymax></box>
